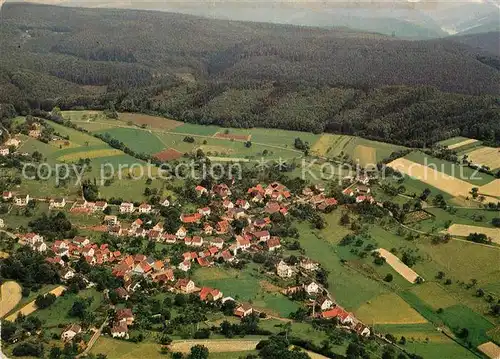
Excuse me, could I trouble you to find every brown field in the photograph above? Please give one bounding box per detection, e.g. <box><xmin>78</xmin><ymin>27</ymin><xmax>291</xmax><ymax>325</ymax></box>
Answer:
<box><xmin>448</xmin><ymin>139</ymin><xmax>478</xmax><ymax>150</ymax></box>
<box><xmin>310</xmin><ymin>134</ymin><xmax>331</xmax><ymax>156</ymax></box>
<box><xmin>477</xmin><ymin>342</ymin><xmax>500</xmax><ymax>359</ymax></box>
<box><xmin>214</xmin><ymin>132</ymin><xmax>251</xmax><ymax>141</ymax></box>
<box><xmin>353</xmin><ymin>145</ymin><xmax>376</xmax><ymax>166</ymax></box>
<box><xmin>376</xmin><ymin>248</ymin><xmax>422</xmax><ymax>283</ymax></box>
<box><xmin>467</xmin><ymin>147</ymin><xmax>500</xmax><ymax>169</ymax></box>
<box><xmin>153</xmin><ymin>148</ymin><xmax>184</xmax><ymax>161</ymax></box>
<box><xmin>387</xmin><ymin>158</ymin><xmax>474</xmax><ymax>197</ymax></box>
<box><xmin>6</xmin><ymin>285</ymin><xmax>65</xmax><ymax>321</ymax></box>
<box><xmin>57</xmin><ymin>148</ymin><xmax>123</xmax><ymax>162</ymax></box>
<box><xmin>443</xmin><ymin>224</ymin><xmax>500</xmax><ymax>244</ymax></box>
<box><xmin>0</xmin><ymin>281</ymin><xmax>22</xmax><ymax>317</ymax></box>
<box><xmin>118</xmin><ymin>112</ymin><xmax>183</xmax><ymax>130</ymax></box>
<box><xmin>170</xmin><ymin>339</ymin><xmax>259</xmax><ymax>353</ymax></box>
<box><xmin>199</xmin><ymin>145</ymin><xmax>234</xmax><ymax>155</ymax></box>
<box><xmin>479</xmin><ymin>179</ymin><xmax>500</xmax><ymax>198</ymax></box>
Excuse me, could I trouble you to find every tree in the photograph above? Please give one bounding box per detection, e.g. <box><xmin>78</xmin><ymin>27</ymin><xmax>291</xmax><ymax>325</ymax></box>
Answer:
<box><xmin>492</xmin><ymin>218</ymin><xmax>500</xmax><ymax>227</ymax></box>
<box><xmin>188</xmin><ymin>345</ymin><xmax>209</xmax><ymax>359</ymax></box>
<box><xmin>384</xmin><ymin>274</ymin><xmax>393</xmax><ymax>282</ymax></box>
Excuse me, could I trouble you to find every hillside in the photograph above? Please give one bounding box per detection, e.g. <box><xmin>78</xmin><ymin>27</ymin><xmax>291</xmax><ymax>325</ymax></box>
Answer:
<box><xmin>0</xmin><ymin>3</ymin><xmax>499</xmax><ymax>147</ymax></box>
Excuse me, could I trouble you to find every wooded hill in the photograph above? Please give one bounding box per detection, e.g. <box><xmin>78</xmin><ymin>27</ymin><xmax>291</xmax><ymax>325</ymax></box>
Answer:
<box><xmin>0</xmin><ymin>3</ymin><xmax>499</xmax><ymax>146</ymax></box>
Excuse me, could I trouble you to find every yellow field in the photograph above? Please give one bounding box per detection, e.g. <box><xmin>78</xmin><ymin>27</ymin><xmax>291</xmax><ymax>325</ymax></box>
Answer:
<box><xmin>443</xmin><ymin>224</ymin><xmax>500</xmax><ymax>244</ymax></box>
<box><xmin>479</xmin><ymin>179</ymin><xmax>500</xmax><ymax>198</ymax></box>
<box><xmin>57</xmin><ymin>149</ymin><xmax>123</xmax><ymax>162</ymax></box>
<box><xmin>353</xmin><ymin>145</ymin><xmax>376</xmax><ymax>166</ymax></box>
<box><xmin>170</xmin><ymin>339</ymin><xmax>259</xmax><ymax>353</ymax></box>
<box><xmin>377</xmin><ymin>248</ymin><xmax>422</xmax><ymax>283</ymax></box>
<box><xmin>447</xmin><ymin>139</ymin><xmax>478</xmax><ymax>150</ymax></box>
<box><xmin>199</xmin><ymin>145</ymin><xmax>234</xmax><ymax>155</ymax></box>
<box><xmin>310</xmin><ymin>135</ymin><xmax>333</xmax><ymax>156</ymax></box>
<box><xmin>467</xmin><ymin>147</ymin><xmax>500</xmax><ymax>169</ymax></box>
<box><xmin>477</xmin><ymin>342</ymin><xmax>500</xmax><ymax>359</ymax></box>
<box><xmin>355</xmin><ymin>293</ymin><xmax>427</xmax><ymax>325</ymax></box>
<box><xmin>310</xmin><ymin>134</ymin><xmax>352</xmax><ymax>157</ymax></box>
<box><xmin>0</xmin><ymin>281</ymin><xmax>22</xmax><ymax>317</ymax></box>
<box><xmin>410</xmin><ymin>282</ymin><xmax>458</xmax><ymax>310</ymax></box>
<box><xmin>6</xmin><ymin>285</ymin><xmax>65</xmax><ymax>321</ymax></box>
<box><xmin>387</xmin><ymin>158</ymin><xmax>474</xmax><ymax>197</ymax></box>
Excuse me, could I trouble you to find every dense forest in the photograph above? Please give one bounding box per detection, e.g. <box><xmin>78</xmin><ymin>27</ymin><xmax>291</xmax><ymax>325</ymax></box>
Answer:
<box><xmin>0</xmin><ymin>3</ymin><xmax>499</xmax><ymax>146</ymax></box>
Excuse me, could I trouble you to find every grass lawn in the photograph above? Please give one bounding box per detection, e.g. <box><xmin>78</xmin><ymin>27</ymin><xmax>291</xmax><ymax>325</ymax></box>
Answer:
<box><xmin>90</xmin><ymin>336</ymin><xmax>162</xmax><ymax>359</ymax></box>
<box><xmin>404</xmin><ymin>151</ymin><xmax>495</xmax><ymax>186</ymax></box>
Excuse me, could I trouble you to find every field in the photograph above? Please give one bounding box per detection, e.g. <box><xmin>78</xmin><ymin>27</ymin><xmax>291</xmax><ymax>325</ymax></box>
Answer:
<box><xmin>355</xmin><ymin>293</ymin><xmax>427</xmax><ymax>325</ymax></box>
<box><xmin>153</xmin><ymin>148</ymin><xmax>184</xmax><ymax>161</ymax></box>
<box><xmin>5</xmin><ymin>285</ymin><xmax>66</xmax><ymax>321</ymax></box>
<box><xmin>447</xmin><ymin>139</ymin><xmax>479</xmax><ymax>150</ymax></box>
<box><xmin>170</xmin><ymin>339</ymin><xmax>259</xmax><ymax>353</ymax></box>
<box><xmin>376</xmin><ymin>249</ymin><xmax>422</xmax><ymax>283</ymax></box>
<box><xmin>117</xmin><ymin>112</ymin><xmax>182</xmax><ymax>130</ymax></box>
<box><xmin>477</xmin><ymin>341</ymin><xmax>500</xmax><ymax>359</ymax></box>
<box><xmin>353</xmin><ymin>145</ymin><xmax>376</xmax><ymax>166</ymax></box>
<box><xmin>0</xmin><ymin>281</ymin><xmax>22</xmax><ymax>317</ymax></box>
<box><xmin>479</xmin><ymin>179</ymin><xmax>500</xmax><ymax>198</ymax></box>
<box><xmin>438</xmin><ymin>137</ymin><xmax>473</xmax><ymax>147</ymax></box>
<box><xmin>443</xmin><ymin>224</ymin><xmax>500</xmax><ymax>244</ymax></box>
<box><xmin>94</xmin><ymin>127</ymin><xmax>166</xmax><ymax>154</ymax></box>
<box><xmin>387</xmin><ymin>157</ymin><xmax>474</xmax><ymax>197</ymax></box>
<box><xmin>57</xmin><ymin>148</ymin><xmax>123</xmax><ymax>161</ymax></box>
<box><xmin>214</xmin><ymin>132</ymin><xmax>251</xmax><ymax>141</ymax></box>
<box><xmin>409</xmin><ymin>282</ymin><xmax>458</xmax><ymax>310</ymax></box>
<box><xmin>466</xmin><ymin>146</ymin><xmax>500</xmax><ymax>170</ymax></box>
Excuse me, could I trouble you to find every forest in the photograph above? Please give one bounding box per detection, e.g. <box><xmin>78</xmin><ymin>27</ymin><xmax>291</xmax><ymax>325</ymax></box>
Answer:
<box><xmin>0</xmin><ymin>3</ymin><xmax>499</xmax><ymax>146</ymax></box>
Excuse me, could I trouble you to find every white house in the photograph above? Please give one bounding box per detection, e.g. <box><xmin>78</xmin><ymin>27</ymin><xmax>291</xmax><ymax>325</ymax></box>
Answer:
<box><xmin>318</xmin><ymin>297</ymin><xmax>334</xmax><ymax>311</ymax></box>
<box><xmin>31</xmin><ymin>241</ymin><xmax>47</xmax><ymax>253</ymax></box>
<box><xmin>0</xmin><ymin>146</ymin><xmax>9</xmax><ymax>156</ymax></box>
<box><xmin>49</xmin><ymin>198</ymin><xmax>66</xmax><ymax>209</ymax></box>
<box><xmin>304</xmin><ymin>282</ymin><xmax>320</xmax><ymax>295</ymax></box>
<box><xmin>120</xmin><ymin>202</ymin><xmax>134</xmax><ymax>213</ymax></box>
<box><xmin>14</xmin><ymin>194</ymin><xmax>30</xmax><ymax>206</ymax></box>
<box><xmin>176</xmin><ymin>226</ymin><xmax>187</xmax><ymax>239</ymax></box>
<box><xmin>61</xmin><ymin>324</ymin><xmax>82</xmax><ymax>341</ymax></box>
<box><xmin>178</xmin><ymin>260</ymin><xmax>191</xmax><ymax>272</ymax></box>
<box><xmin>111</xmin><ymin>324</ymin><xmax>129</xmax><ymax>339</ymax></box>
<box><xmin>160</xmin><ymin>198</ymin><xmax>170</xmax><ymax>207</ymax></box>
<box><xmin>0</xmin><ymin>218</ymin><xmax>4</xmax><ymax>228</ymax></box>
<box><xmin>300</xmin><ymin>259</ymin><xmax>319</xmax><ymax>271</ymax></box>
<box><xmin>60</xmin><ymin>267</ymin><xmax>75</xmax><ymax>280</ymax></box>
<box><xmin>138</xmin><ymin>203</ymin><xmax>152</xmax><ymax>214</ymax></box>
<box><xmin>276</xmin><ymin>260</ymin><xmax>293</xmax><ymax>278</ymax></box>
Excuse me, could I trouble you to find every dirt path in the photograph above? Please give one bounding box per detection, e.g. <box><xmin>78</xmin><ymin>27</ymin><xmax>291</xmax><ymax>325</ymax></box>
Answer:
<box><xmin>0</xmin><ymin>281</ymin><xmax>22</xmax><ymax>318</ymax></box>
<box><xmin>170</xmin><ymin>339</ymin><xmax>259</xmax><ymax>353</ymax></box>
<box><xmin>5</xmin><ymin>285</ymin><xmax>66</xmax><ymax>321</ymax></box>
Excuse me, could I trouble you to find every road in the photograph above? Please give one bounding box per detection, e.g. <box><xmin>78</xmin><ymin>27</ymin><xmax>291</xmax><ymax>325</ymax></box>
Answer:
<box><xmin>76</xmin><ymin>316</ymin><xmax>109</xmax><ymax>358</ymax></box>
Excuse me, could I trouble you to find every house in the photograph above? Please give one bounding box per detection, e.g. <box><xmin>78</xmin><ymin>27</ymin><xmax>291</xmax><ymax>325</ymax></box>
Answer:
<box><xmin>220</xmin><ymin>250</ymin><xmax>234</xmax><ymax>262</ymax></box>
<box><xmin>354</xmin><ymin>323</ymin><xmax>371</xmax><ymax>337</ymax></box>
<box><xmin>176</xmin><ymin>278</ymin><xmax>196</xmax><ymax>294</ymax></box>
<box><xmin>120</xmin><ymin>202</ymin><xmax>134</xmax><ymax>213</ymax></box>
<box><xmin>231</xmin><ymin>208</ymin><xmax>246</xmax><ymax>220</ymax></box>
<box><xmin>236</xmin><ymin>235</ymin><xmax>251</xmax><ymax>251</ymax></box>
<box><xmin>111</xmin><ymin>323</ymin><xmax>129</xmax><ymax>339</ymax></box>
<box><xmin>152</xmin><ymin>269</ymin><xmax>175</xmax><ymax>283</ymax></box>
<box><xmin>223</xmin><ymin>199</ymin><xmax>234</xmax><ymax>209</ymax></box>
<box><xmin>203</xmin><ymin>223</ymin><xmax>214</xmax><ymax>235</ymax></box>
<box><xmin>22</xmin><ymin>233</ymin><xmax>44</xmax><ymax>245</ymax></box>
<box><xmin>195</xmin><ymin>185</ymin><xmax>208</xmax><ymax>196</ymax></box>
<box><xmin>0</xmin><ymin>146</ymin><xmax>9</xmax><ymax>156</ymax></box>
<box><xmin>276</xmin><ymin>260</ymin><xmax>293</xmax><ymax>278</ymax></box>
<box><xmin>235</xmin><ymin>199</ymin><xmax>250</xmax><ymax>210</ymax></box>
<box><xmin>300</xmin><ymin>259</ymin><xmax>320</xmax><ymax>271</ymax></box>
<box><xmin>356</xmin><ymin>185</ymin><xmax>371</xmax><ymax>194</ymax></box>
<box><xmin>199</xmin><ymin>287</ymin><xmax>223</xmax><ymax>302</ymax></box>
<box><xmin>197</xmin><ymin>257</ymin><xmax>211</xmax><ymax>267</ymax></box>
<box><xmin>49</xmin><ymin>198</ymin><xmax>66</xmax><ymax>209</ymax></box>
<box><xmin>5</xmin><ymin>137</ymin><xmax>21</xmax><ymax>147</ymax></box>
<box><xmin>212</xmin><ymin>183</ymin><xmax>231</xmax><ymax>198</ymax></box>
<box><xmin>32</xmin><ymin>241</ymin><xmax>47</xmax><ymax>252</ymax></box>
<box><xmin>191</xmin><ymin>236</ymin><xmax>203</xmax><ymax>247</ymax></box>
<box><xmin>0</xmin><ymin>219</ymin><xmax>4</xmax><ymax>228</ymax></box>
<box><xmin>138</xmin><ymin>203</ymin><xmax>152</xmax><ymax>214</ymax></box>
<box><xmin>342</xmin><ymin>188</ymin><xmax>355</xmax><ymax>197</ymax></box>
<box><xmin>147</xmin><ymin>230</ymin><xmax>162</xmax><ymax>241</ymax></box>
<box><xmin>266</xmin><ymin>238</ymin><xmax>281</xmax><ymax>251</ymax></box>
<box><xmin>60</xmin><ymin>267</ymin><xmax>75</xmax><ymax>280</ymax></box>
<box><xmin>253</xmin><ymin>230</ymin><xmax>270</xmax><ymax>242</ymax></box>
<box><xmin>180</xmin><ymin>213</ymin><xmax>202</xmax><ymax>224</ymax></box>
<box><xmin>321</xmin><ymin>307</ymin><xmax>354</xmax><ymax>325</ymax></box>
<box><xmin>94</xmin><ymin>201</ymin><xmax>108</xmax><ymax>212</ymax></box>
<box><xmin>304</xmin><ymin>282</ymin><xmax>320</xmax><ymax>295</ymax></box>
<box><xmin>356</xmin><ymin>195</ymin><xmax>374</xmax><ymax>204</ymax></box>
<box><xmin>115</xmin><ymin>308</ymin><xmax>135</xmax><ymax>325</ymax></box>
<box><xmin>210</xmin><ymin>238</ymin><xmax>224</xmax><ymax>249</ymax></box>
<box><xmin>234</xmin><ymin>304</ymin><xmax>253</xmax><ymax>318</ymax></box>
<box><xmin>160</xmin><ymin>198</ymin><xmax>170</xmax><ymax>207</ymax></box>
<box><xmin>115</xmin><ymin>287</ymin><xmax>130</xmax><ymax>301</ymax></box>
<box><xmin>2</xmin><ymin>191</ymin><xmax>13</xmax><ymax>200</ymax></box>
<box><xmin>104</xmin><ymin>215</ymin><xmax>118</xmax><ymax>225</ymax></box>
<box><xmin>162</xmin><ymin>233</ymin><xmax>177</xmax><ymax>244</ymax></box>
<box><xmin>264</xmin><ymin>201</ymin><xmax>281</xmax><ymax>214</ymax></box>
<box><xmin>14</xmin><ymin>194</ymin><xmax>30</xmax><ymax>206</ymax></box>
<box><xmin>61</xmin><ymin>324</ymin><xmax>82</xmax><ymax>341</ymax></box>
<box><xmin>318</xmin><ymin>297</ymin><xmax>334</xmax><ymax>311</ymax></box>
<box><xmin>216</xmin><ymin>220</ymin><xmax>229</xmax><ymax>234</ymax></box>
<box><xmin>178</xmin><ymin>260</ymin><xmax>191</xmax><ymax>272</ymax></box>
<box><xmin>198</xmin><ymin>207</ymin><xmax>211</xmax><ymax>216</ymax></box>
<box><xmin>176</xmin><ymin>226</ymin><xmax>187</xmax><ymax>239</ymax></box>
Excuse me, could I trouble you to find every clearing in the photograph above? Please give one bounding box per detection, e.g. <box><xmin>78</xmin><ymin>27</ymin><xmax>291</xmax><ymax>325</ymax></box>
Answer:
<box><xmin>5</xmin><ymin>285</ymin><xmax>65</xmax><ymax>321</ymax></box>
<box><xmin>467</xmin><ymin>146</ymin><xmax>500</xmax><ymax>170</ymax></box>
<box><xmin>0</xmin><ymin>281</ymin><xmax>22</xmax><ymax>317</ymax></box>
<box><xmin>376</xmin><ymin>248</ymin><xmax>422</xmax><ymax>283</ymax></box>
<box><xmin>442</xmin><ymin>224</ymin><xmax>500</xmax><ymax>244</ymax></box>
<box><xmin>387</xmin><ymin>158</ymin><xmax>474</xmax><ymax>197</ymax></box>
<box><xmin>355</xmin><ymin>293</ymin><xmax>427</xmax><ymax>325</ymax></box>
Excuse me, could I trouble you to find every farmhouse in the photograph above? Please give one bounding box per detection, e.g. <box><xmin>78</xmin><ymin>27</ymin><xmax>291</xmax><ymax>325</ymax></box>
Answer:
<box><xmin>178</xmin><ymin>260</ymin><xmax>191</xmax><ymax>272</ymax></box>
<box><xmin>199</xmin><ymin>287</ymin><xmax>223</xmax><ymax>302</ymax></box>
<box><xmin>94</xmin><ymin>201</ymin><xmax>108</xmax><ymax>211</ymax></box>
<box><xmin>236</xmin><ymin>235</ymin><xmax>251</xmax><ymax>251</ymax></box>
<box><xmin>138</xmin><ymin>203</ymin><xmax>152</xmax><ymax>213</ymax></box>
<box><xmin>304</xmin><ymin>281</ymin><xmax>320</xmax><ymax>295</ymax></box>
<box><xmin>253</xmin><ymin>230</ymin><xmax>270</xmax><ymax>242</ymax></box>
<box><xmin>210</xmin><ymin>237</ymin><xmax>224</xmax><ymax>249</ymax></box>
<box><xmin>176</xmin><ymin>278</ymin><xmax>196</xmax><ymax>293</ymax></box>
<box><xmin>160</xmin><ymin>198</ymin><xmax>170</xmax><ymax>207</ymax></box>
<box><xmin>61</xmin><ymin>324</ymin><xmax>82</xmax><ymax>341</ymax></box>
<box><xmin>321</xmin><ymin>307</ymin><xmax>354</xmax><ymax>325</ymax></box>
<box><xmin>195</xmin><ymin>185</ymin><xmax>208</xmax><ymax>196</ymax></box>
<box><xmin>191</xmin><ymin>236</ymin><xmax>204</xmax><ymax>247</ymax></box>
<box><xmin>300</xmin><ymin>259</ymin><xmax>320</xmax><ymax>271</ymax></box>
<box><xmin>266</xmin><ymin>237</ymin><xmax>281</xmax><ymax>251</ymax></box>
<box><xmin>111</xmin><ymin>323</ymin><xmax>129</xmax><ymax>339</ymax></box>
<box><xmin>276</xmin><ymin>260</ymin><xmax>293</xmax><ymax>278</ymax></box>
<box><xmin>176</xmin><ymin>226</ymin><xmax>187</xmax><ymax>239</ymax></box>
<box><xmin>220</xmin><ymin>250</ymin><xmax>234</xmax><ymax>262</ymax></box>
<box><xmin>14</xmin><ymin>194</ymin><xmax>30</xmax><ymax>206</ymax></box>
<box><xmin>234</xmin><ymin>304</ymin><xmax>253</xmax><ymax>318</ymax></box>
<box><xmin>181</xmin><ymin>213</ymin><xmax>202</xmax><ymax>224</ymax></box>
<box><xmin>115</xmin><ymin>308</ymin><xmax>135</xmax><ymax>326</ymax></box>
<box><xmin>2</xmin><ymin>191</ymin><xmax>13</xmax><ymax>200</ymax></box>
<box><xmin>317</xmin><ymin>297</ymin><xmax>334</xmax><ymax>311</ymax></box>
<box><xmin>49</xmin><ymin>197</ymin><xmax>66</xmax><ymax>209</ymax></box>
<box><xmin>354</xmin><ymin>323</ymin><xmax>371</xmax><ymax>337</ymax></box>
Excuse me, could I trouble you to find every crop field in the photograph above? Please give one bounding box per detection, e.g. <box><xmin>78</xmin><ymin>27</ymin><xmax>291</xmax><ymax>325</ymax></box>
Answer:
<box><xmin>117</xmin><ymin>112</ymin><xmax>182</xmax><ymax>130</ymax></box>
<box><xmin>478</xmin><ymin>342</ymin><xmax>500</xmax><ymax>359</ymax></box>
<box><xmin>376</xmin><ymin>249</ymin><xmax>422</xmax><ymax>283</ymax></box>
<box><xmin>214</xmin><ymin>132</ymin><xmax>251</xmax><ymax>141</ymax></box>
<box><xmin>353</xmin><ymin>145</ymin><xmax>376</xmax><ymax>166</ymax></box>
<box><xmin>173</xmin><ymin>123</ymin><xmax>220</xmax><ymax>136</ymax></box>
<box><xmin>409</xmin><ymin>282</ymin><xmax>458</xmax><ymax>310</ymax></box>
<box><xmin>438</xmin><ymin>136</ymin><xmax>472</xmax><ymax>147</ymax></box>
<box><xmin>153</xmin><ymin>148</ymin><xmax>184</xmax><ymax>161</ymax></box>
<box><xmin>6</xmin><ymin>285</ymin><xmax>66</xmax><ymax>321</ymax></box>
<box><xmin>443</xmin><ymin>224</ymin><xmax>500</xmax><ymax>243</ymax></box>
<box><xmin>94</xmin><ymin>128</ymin><xmax>165</xmax><ymax>154</ymax></box>
<box><xmin>355</xmin><ymin>293</ymin><xmax>427</xmax><ymax>325</ymax></box>
<box><xmin>57</xmin><ymin>148</ymin><xmax>123</xmax><ymax>162</ymax></box>
<box><xmin>0</xmin><ymin>281</ymin><xmax>22</xmax><ymax>317</ymax></box>
<box><xmin>479</xmin><ymin>179</ymin><xmax>500</xmax><ymax>198</ymax></box>
<box><xmin>387</xmin><ymin>158</ymin><xmax>474</xmax><ymax>197</ymax></box>
<box><xmin>447</xmin><ymin>139</ymin><xmax>479</xmax><ymax>150</ymax></box>
<box><xmin>404</xmin><ymin>151</ymin><xmax>495</xmax><ymax>186</ymax></box>
<box><xmin>466</xmin><ymin>146</ymin><xmax>500</xmax><ymax>170</ymax></box>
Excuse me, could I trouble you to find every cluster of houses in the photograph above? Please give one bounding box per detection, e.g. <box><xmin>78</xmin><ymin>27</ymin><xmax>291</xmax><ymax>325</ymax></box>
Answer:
<box><xmin>70</xmin><ymin>199</ymin><xmax>109</xmax><ymax>214</ymax></box>
<box><xmin>0</xmin><ymin>137</ymin><xmax>21</xmax><ymax>157</ymax></box>
<box><xmin>300</xmin><ymin>184</ymin><xmax>338</xmax><ymax>211</ymax></box>
<box><xmin>2</xmin><ymin>191</ymin><xmax>30</xmax><ymax>206</ymax></box>
<box><xmin>17</xmin><ymin>232</ymin><xmax>47</xmax><ymax>253</ymax></box>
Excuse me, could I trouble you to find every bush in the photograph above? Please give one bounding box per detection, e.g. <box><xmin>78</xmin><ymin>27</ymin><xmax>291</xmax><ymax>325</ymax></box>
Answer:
<box><xmin>383</xmin><ymin>274</ymin><xmax>393</xmax><ymax>282</ymax></box>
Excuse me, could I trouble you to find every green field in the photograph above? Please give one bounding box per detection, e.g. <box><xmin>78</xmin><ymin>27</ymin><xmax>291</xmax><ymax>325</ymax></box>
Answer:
<box><xmin>173</xmin><ymin>123</ymin><xmax>220</xmax><ymax>136</ymax></box>
<box><xmin>94</xmin><ymin>127</ymin><xmax>165</xmax><ymax>154</ymax></box>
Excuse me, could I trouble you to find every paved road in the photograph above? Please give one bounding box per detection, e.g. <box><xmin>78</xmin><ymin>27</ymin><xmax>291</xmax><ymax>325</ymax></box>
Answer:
<box><xmin>76</xmin><ymin>316</ymin><xmax>108</xmax><ymax>358</ymax></box>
